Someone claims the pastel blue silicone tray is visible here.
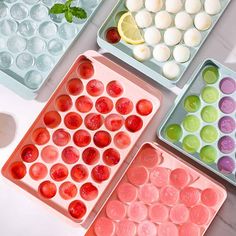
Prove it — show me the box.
[0,0,103,99]
[97,0,231,89]
[159,59,236,186]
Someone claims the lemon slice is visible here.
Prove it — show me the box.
[118,12,144,45]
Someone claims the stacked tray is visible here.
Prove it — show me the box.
[0,0,103,99]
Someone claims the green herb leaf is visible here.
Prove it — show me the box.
[71,7,87,19]
[65,10,73,23]
[65,0,73,8]
[49,3,66,14]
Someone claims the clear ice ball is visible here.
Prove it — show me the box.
[27,37,46,54]
[0,52,13,69]
[36,54,54,72]
[23,0,40,5]
[16,53,34,70]
[0,3,8,18]
[0,19,18,36]
[7,35,27,53]
[39,21,58,39]
[10,3,28,21]
[58,23,77,40]
[30,4,48,21]
[19,20,37,37]
[24,70,43,89]
[48,39,65,56]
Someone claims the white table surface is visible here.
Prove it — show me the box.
[0,0,236,235]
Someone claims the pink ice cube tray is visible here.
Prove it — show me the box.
[1,51,161,227]
[86,143,227,236]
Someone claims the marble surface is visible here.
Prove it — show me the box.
[0,0,236,235]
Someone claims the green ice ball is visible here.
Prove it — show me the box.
[202,66,219,84]
[184,95,201,113]
[200,125,218,143]
[182,135,200,153]
[201,106,219,123]
[200,145,217,164]
[165,124,183,142]
[183,115,201,132]
[201,86,220,103]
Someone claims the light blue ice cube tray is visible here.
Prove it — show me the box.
[0,0,103,99]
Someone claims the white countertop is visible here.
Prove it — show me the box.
[0,0,236,235]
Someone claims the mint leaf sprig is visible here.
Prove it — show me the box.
[49,0,87,23]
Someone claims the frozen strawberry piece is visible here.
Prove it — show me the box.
[91,165,110,183]
[52,129,71,146]
[75,96,93,113]
[55,95,73,112]
[62,146,80,164]
[114,131,131,149]
[29,163,48,181]
[64,112,82,130]
[50,163,68,182]
[73,130,91,147]
[59,181,78,200]
[71,164,89,182]
[77,61,94,80]
[80,182,98,201]
[106,80,123,97]
[82,147,100,165]
[95,97,113,114]
[68,200,87,219]
[66,78,84,96]
[105,114,124,131]
[21,144,39,163]
[125,115,143,132]
[84,113,104,130]
[105,27,121,44]
[136,99,153,116]
[44,111,61,128]
[41,145,59,163]
[32,127,50,145]
[116,98,133,115]
[86,79,104,96]
[103,148,120,166]
[38,180,57,199]
[10,161,26,180]
[93,131,112,148]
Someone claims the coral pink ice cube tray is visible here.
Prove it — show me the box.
[86,143,227,236]
[1,51,161,228]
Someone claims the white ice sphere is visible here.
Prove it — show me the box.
[0,52,13,69]
[185,0,202,14]
[145,0,163,12]
[194,12,212,31]
[135,10,153,28]
[30,4,48,21]
[48,39,65,56]
[164,27,182,46]
[155,11,172,29]
[153,44,171,62]
[59,23,77,40]
[7,36,27,53]
[16,53,34,70]
[163,61,180,79]
[173,45,190,63]
[36,54,54,72]
[0,19,18,36]
[0,3,8,18]
[27,37,46,54]
[39,22,58,39]
[19,20,36,37]
[144,27,161,45]
[24,70,43,89]
[204,0,221,15]
[175,11,193,30]
[126,0,143,12]
[184,28,202,47]
[165,0,183,14]
[133,44,151,61]
[10,3,28,21]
